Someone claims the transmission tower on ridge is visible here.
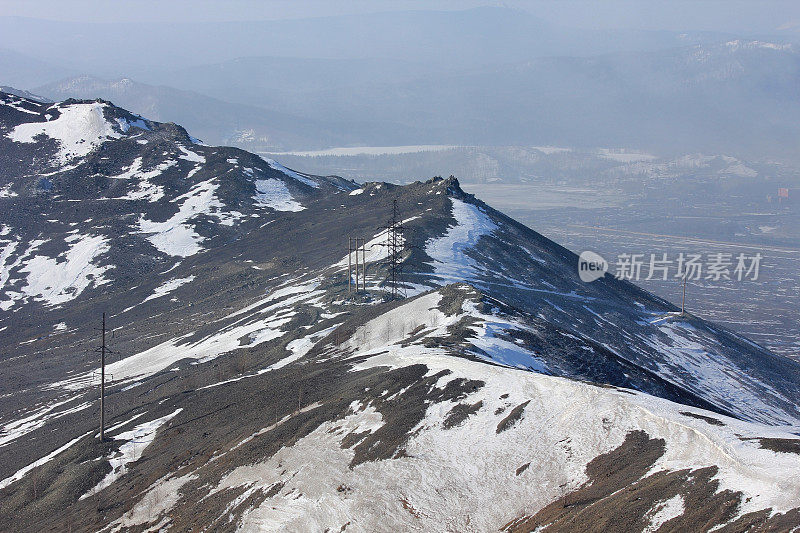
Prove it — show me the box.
[385,199,405,299]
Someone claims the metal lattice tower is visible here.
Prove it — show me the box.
[385,199,405,299]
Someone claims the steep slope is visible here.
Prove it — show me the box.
[0,92,799,532]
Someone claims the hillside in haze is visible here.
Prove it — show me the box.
[0,7,796,158]
[35,76,376,150]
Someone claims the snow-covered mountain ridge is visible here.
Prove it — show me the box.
[1,90,799,532]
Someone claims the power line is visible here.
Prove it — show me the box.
[385,199,405,300]
[346,199,408,299]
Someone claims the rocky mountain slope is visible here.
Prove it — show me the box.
[0,91,799,532]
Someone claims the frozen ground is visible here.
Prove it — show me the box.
[84,287,800,531]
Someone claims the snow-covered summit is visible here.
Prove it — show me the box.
[0,90,354,309]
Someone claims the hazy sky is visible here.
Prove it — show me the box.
[1,0,798,33]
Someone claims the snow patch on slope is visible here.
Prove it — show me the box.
[0,432,90,490]
[178,146,205,163]
[253,179,304,212]
[461,299,549,373]
[0,184,17,197]
[345,287,548,374]
[0,397,91,448]
[142,276,195,303]
[0,240,19,292]
[262,158,319,188]
[642,320,798,426]
[109,471,197,531]
[332,216,420,271]
[425,198,497,283]
[56,280,323,389]
[110,158,177,202]
[0,94,42,114]
[342,332,800,528]
[115,116,149,132]
[8,102,120,164]
[19,234,113,306]
[116,159,176,202]
[271,324,340,371]
[644,494,685,532]
[82,409,183,500]
[206,402,385,530]
[138,179,242,257]
[97,313,293,385]
[0,239,47,310]
[346,292,452,355]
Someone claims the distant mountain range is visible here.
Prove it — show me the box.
[0,7,796,157]
[23,38,799,158]
[0,47,76,89]
[0,8,742,72]
[220,39,796,156]
[34,75,389,150]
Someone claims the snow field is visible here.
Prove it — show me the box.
[81,409,183,500]
[425,198,497,283]
[138,179,243,257]
[253,179,304,212]
[18,234,113,307]
[9,102,120,164]
[142,276,195,303]
[262,158,319,188]
[55,280,324,389]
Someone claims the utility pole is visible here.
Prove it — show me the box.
[92,312,116,441]
[361,237,366,291]
[348,237,352,294]
[681,275,687,317]
[348,237,367,294]
[355,237,360,292]
[100,312,106,441]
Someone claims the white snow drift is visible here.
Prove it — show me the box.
[19,233,113,307]
[253,179,305,212]
[425,198,497,283]
[8,102,120,164]
[82,409,183,500]
[137,179,242,257]
[142,276,195,303]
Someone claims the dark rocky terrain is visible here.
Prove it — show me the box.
[0,91,798,532]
